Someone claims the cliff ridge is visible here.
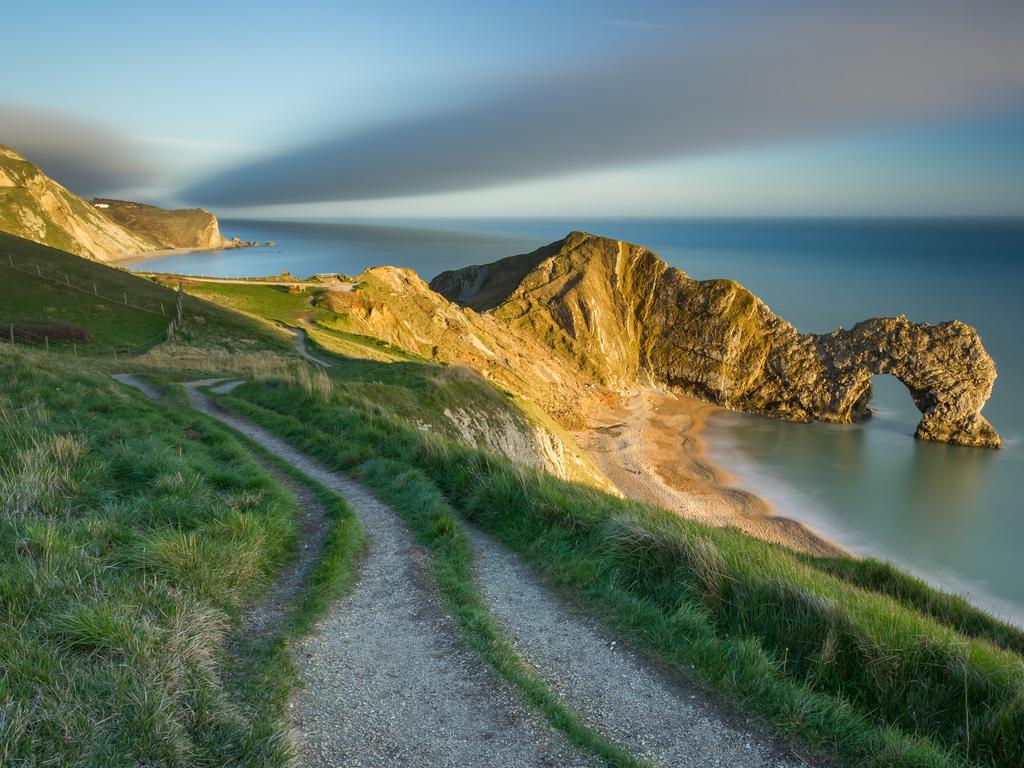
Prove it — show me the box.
[0,146,241,262]
[431,232,1000,448]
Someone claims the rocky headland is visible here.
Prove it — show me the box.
[0,145,254,262]
[431,231,1000,448]
[90,198,252,252]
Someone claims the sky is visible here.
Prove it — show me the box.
[3,0,1023,217]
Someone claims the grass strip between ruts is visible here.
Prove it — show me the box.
[202,388,655,768]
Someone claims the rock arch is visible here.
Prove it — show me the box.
[814,316,1000,448]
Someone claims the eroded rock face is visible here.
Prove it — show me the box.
[0,146,239,261]
[431,232,1000,448]
[814,318,999,447]
[91,198,232,251]
[0,146,154,261]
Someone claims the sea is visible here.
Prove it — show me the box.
[136,217,1024,626]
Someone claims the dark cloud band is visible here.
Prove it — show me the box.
[185,4,1024,207]
[1,105,156,196]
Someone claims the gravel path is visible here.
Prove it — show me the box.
[183,383,593,768]
[111,375,325,637]
[110,372,162,400]
[291,327,334,368]
[465,525,822,768]
[239,456,328,638]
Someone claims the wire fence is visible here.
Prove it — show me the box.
[1,252,187,356]
[2,251,178,317]
[0,321,168,357]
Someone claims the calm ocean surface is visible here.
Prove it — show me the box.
[137,217,1024,624]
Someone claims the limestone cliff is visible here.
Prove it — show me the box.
[91,199,230,251]
[431,232,1000,448]
[0,146,153,261]
[0,146,236,262]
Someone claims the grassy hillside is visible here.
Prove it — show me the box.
[0,348,364,766]
[0,147,153,261]
[0,353,290,764]
[221,373,1024,768]
[165,277,615,488]
[162,279,333,327]
[167,264,594,426]
[0,233,289,356]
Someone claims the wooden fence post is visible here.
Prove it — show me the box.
[123,292,128,305]
[8,323,13,345]
[65,273,70,286]
[113,349,118,362]
[94,283,98,296]
[44,336,49,353]
[36,265,41,277]
[7,254,12,267]
[73,343,78,357]
[160,301,165,316]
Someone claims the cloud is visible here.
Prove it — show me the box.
[184,2,1024,207]
[0,105,157,196]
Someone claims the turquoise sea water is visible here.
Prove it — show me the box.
[137,217,1024,624]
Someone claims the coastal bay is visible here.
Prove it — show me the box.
[135,216,1024,625]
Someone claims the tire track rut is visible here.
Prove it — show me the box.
[184,382,593,768]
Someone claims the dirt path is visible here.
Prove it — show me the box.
[290,327,334,368]
[465,525,820,768]
[110,373,162,400]
[120,372,826,766]
[183,383,592,768]
[111,375,325,638]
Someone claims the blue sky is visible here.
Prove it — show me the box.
[4,0,1023,216]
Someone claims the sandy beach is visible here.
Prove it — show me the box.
[575,388,845,557]
[109,245,233,268]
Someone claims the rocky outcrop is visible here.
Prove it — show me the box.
[308,269,616,487]
[314,265,592,421]
[431,232,1000,448]
[0,146,243,262]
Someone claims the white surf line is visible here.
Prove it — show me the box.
[183,383,595,768]
[465,525,821,768]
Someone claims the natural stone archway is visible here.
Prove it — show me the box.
[431,232,1001,448]
[803,317,1000,448]
[642,279,1002,449]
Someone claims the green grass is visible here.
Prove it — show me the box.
[0,233,290,356]
[163,280,330,327]
[0,265,169,353]
[166,278,419,364]
[305,322,418,362]
[218,372,1024,768]
[191,404,366,637]
[0,350,361,766]
[796,555,1024,657]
